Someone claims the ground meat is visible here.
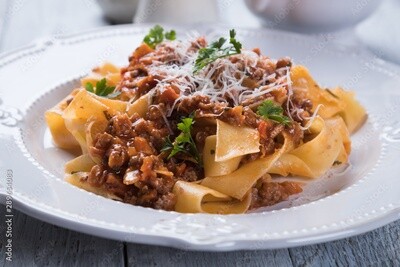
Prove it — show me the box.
[188,37,207,53]
[257,120,280,156]
[194,125,215,146]
[154,193,176,210]
[180,166,201,182]
[117,38,206,101]
[243,107,258,128]
[107,113,133,138]
[128,153,144,169]
[276,57,292,69]
[83,40,310,212]
[87,108,177,210]
[288,122,304,147]
[134,137,155,155]
[86,94,306,211]
[140,155,157,179]
[250,180,303,209]
[130,64,148,78]
[95,132,113,148]
[104,173,129,198]
[88,165,107,186]
[106,144,128,170]
[289,96,314,124]
[177,95,226,116]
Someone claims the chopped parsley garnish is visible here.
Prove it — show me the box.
[257,100,291,125]
[161,117,201,164]
[85,78,120,99]
[143,25,176,49]
[193,29,242,73]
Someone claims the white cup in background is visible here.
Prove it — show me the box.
[244,0,382,32]
[134,0,219,24]
[97,0,140,24]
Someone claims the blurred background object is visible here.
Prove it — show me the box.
[1,0,398,64]
[244,0,382,32]
[97,0,139,23]
[356,0,400,64]
[134,0,219,24]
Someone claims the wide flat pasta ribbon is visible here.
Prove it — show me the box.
[45,89,81,150]
[62,89,110,153]
[80,62,121,87]
[126,93,151,117]
[85,119,108,164]
[270,117,349,178]
[66,172,122,201]
[47,63,125,152]
[203,135,242,177]
[201,132,294,200]
[65,154,96,174]
[291,66,366,133]
[331,87,367,133]
[291,65,344,118]
[62,89,126,154]
[215,119,260,162]
[173,181,251,214]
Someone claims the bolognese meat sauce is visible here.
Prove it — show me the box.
[86,37,309,211]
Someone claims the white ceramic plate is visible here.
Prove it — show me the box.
[0,24,399,251]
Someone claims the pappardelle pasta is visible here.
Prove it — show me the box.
[45,26,366,214]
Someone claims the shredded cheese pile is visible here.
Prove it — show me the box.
[141,38,317,128]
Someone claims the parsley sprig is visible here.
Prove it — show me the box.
[257,100,291,125]
[194,29,242,73]
[85,78,120,99]
[161,117,201,164]
[143,25,176,49]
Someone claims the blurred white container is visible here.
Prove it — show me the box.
[97,0,140,23]
[134,0,219,24]
[245,0,382,32]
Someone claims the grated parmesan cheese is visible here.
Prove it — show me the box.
[138,37,307,122]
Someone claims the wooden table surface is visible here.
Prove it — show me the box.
[0,0,399,266]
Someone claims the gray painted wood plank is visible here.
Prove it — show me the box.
[126,221,400,267]
[289,221,400,267]
[126,244,293,267]
[0,208,125,267]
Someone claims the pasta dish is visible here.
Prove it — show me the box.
[45,26,366,214]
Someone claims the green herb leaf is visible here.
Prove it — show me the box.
[161,137,173,152]
[194,29,242,73]
[177,117,193,133]
[85,83,94,93]
[162,117,201,164]
[165,30,176,41]
[143,25,177,49]
[85,78,118,98]
[95,78,107,95]
[229,29,242,52]
[257,100,291,125]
